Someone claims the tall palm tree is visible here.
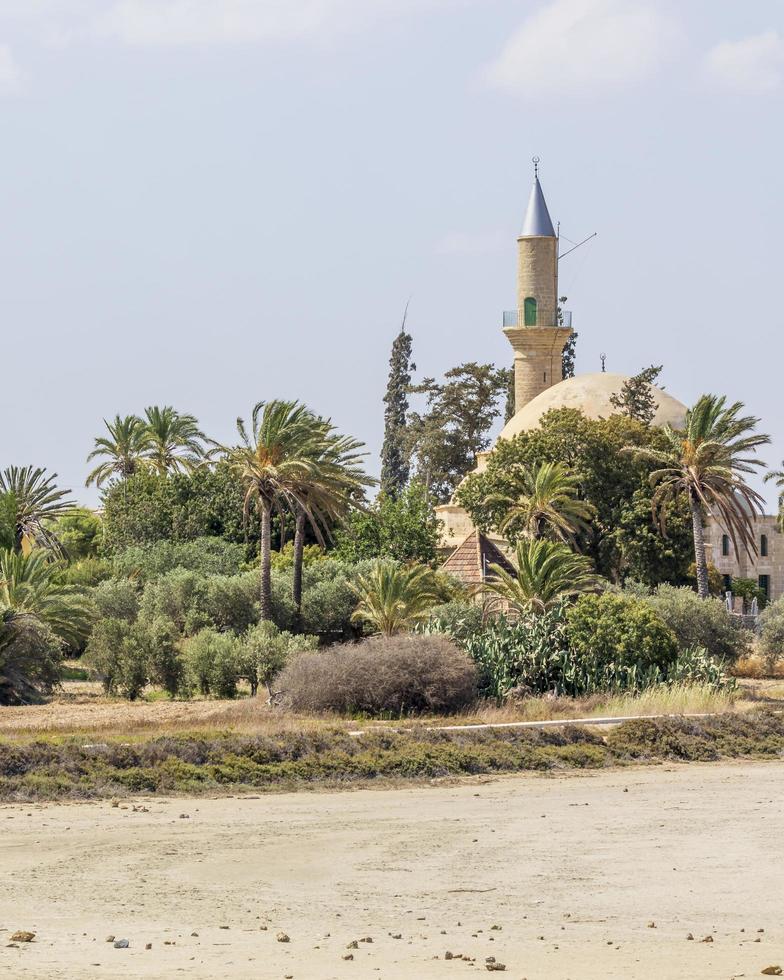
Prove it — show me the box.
[625,394,769,599]
[485,461,594,543]
[142,406,209,475]
[350,560,441,636]
[484,538,597,614]
[0,467,75,555]
[221,400,325,621]
[290,423,375,619]
[85,414,151,487]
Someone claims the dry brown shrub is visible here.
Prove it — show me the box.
[277,634,478,716]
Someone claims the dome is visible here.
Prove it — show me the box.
[497,372,688,442]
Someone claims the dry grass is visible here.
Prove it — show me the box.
[733,653,784,679]
[0,677,751,742]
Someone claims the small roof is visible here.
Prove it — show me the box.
[441,529,515,587]
[521,176,556,238]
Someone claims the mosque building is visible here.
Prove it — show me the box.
[438,165,783,604]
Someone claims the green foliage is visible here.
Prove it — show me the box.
[457,408,694,583]
[181,629,242,698]
[91,578,140,623]
[608,364,663,424]
[760,598,784,671]
[611,486,694,587]
[0,613,63,705]
[58,557,112,588]
[665,647,735,690]
[111,536,247,581]
[484,538,597,614]
[566,593,678,675]
[730,577,767,612]
[51,508,102,560]
[421,600,486,641]
[0,550,92,648]
[100,464,257,555]
[270,541,325,571]
[627,393,769,599]
[350,560,442,636]
[0,467,76,555]
[238,622,318,696]
[84,617,179,700]
[86,414,152,487]
[406,362,510,503]
[333,481,441,565]
[380,326,414,498]
[138,569,211,636]
[645,584,749,664]
[460,606,571,698]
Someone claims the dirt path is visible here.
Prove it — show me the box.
[2,762,783,979]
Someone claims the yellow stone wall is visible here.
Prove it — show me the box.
[516,236,558,326]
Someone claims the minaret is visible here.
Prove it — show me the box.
[504,160,573,415]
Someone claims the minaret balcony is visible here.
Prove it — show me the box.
[502,309,572,328]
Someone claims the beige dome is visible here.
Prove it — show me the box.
[498,372,688,442]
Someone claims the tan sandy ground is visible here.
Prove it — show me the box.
[1,762,783,980]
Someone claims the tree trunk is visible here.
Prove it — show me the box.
[690,493,710,599]
[259,499,273,621]
[292,506,306,628]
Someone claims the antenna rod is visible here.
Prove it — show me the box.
[558,232,597,261]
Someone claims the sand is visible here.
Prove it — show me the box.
[2,762,783,979]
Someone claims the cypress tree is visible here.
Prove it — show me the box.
[380,325,414,498]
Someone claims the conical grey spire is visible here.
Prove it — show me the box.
[521,175,556,238]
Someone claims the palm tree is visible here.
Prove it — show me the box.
[0,549,92,647]
[290,424,375,620]
[142,406,209,475]
[85,414,151,487]
[486,461,594,543]
[625,394,769,599]
[221,400,325,621]
[0,467,75,555]
[764,466,784,530]
[484,538,597,614]
[350,560,441,636]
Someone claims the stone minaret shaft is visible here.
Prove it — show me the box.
[503,169,573,415]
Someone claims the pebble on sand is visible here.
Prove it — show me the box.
[10,932,35,943]
[276,932,290,943]
[761,968,782,976]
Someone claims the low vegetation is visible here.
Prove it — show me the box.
[1,710,782,802]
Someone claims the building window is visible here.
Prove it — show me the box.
[761,534,768,557]
[524,296,537,326]
[723,574,732,592]
[759,574,770,599]
[721,534,730,557]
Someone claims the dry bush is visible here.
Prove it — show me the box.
[277,634,478,716]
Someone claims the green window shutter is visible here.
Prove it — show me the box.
[524,297,537,326]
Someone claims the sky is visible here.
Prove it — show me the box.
[0,0,782,508]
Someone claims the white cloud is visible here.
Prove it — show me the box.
[483,0,680,98]
[0,43,22,94]
[702,32,784,95]
[435,230,506,256]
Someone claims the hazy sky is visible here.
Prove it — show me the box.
[0,0,782,507]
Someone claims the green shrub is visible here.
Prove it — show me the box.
[0,616,63,705]
[731,576,768,612]
[567,593,678,675]
[91,578,140,623]
[665,647,735,690]
[112,536,246,582]
[459,606,570,698]
[645,584,749,664]
[84,617,183,700]
[181,629,242,698]
[237,623,318,696]
[277,634,477,715]
[138,569,211,635]
[760,598,784,672]
[421,601,486,642]
[203,574,258,634]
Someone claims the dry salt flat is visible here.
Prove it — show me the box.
[2,761,783,979]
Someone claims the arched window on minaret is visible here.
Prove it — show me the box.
[524,296,537,326]
[761,534,768,557]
